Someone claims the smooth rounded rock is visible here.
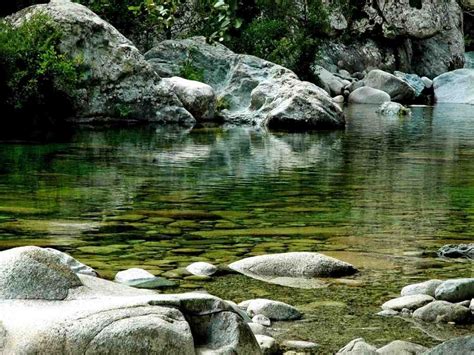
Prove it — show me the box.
[348,87,391,104]
[401,280,443,297]
[337,338,377,354]
[434,69,474,105]
[0,246,82,300]
[435,278,474,302]
[412,300,472,323]
[186,262,217,277]
[246,299,302,321]
[364,69,416,102]
[377,340,427,355]
[381,294,434,311]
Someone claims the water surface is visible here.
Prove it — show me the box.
[0,104,473,352]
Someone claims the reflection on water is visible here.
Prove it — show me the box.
[0,104,473,351]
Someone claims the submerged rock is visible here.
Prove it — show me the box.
[381,294,434,311]
[10,1,193,125]
[434,69,474,105]
[377,102,411,117]
[228,252,357,289]
[412,300,472,323]
[186,262,217,277]
[348,87,391,105]
[401,280,443,297]
[246,299,302,321]
[0,246,260,354]
[434,278,474,302]
[437,244,474,259]
[145,37,345,131]
[364,70,416,102]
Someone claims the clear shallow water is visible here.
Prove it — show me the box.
[0,104,473,352]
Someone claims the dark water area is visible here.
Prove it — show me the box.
[0,104,473,352]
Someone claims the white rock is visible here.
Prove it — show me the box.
[255,334,279,355]
[252,314,271,326]
[434,69,474,105]
[401,280,443,297]
[247,299,302,321]
[381,294,434,311]
[114,268,155,285]
[281,340,319,354]
[186,262,217,277]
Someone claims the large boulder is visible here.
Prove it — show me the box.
[434,278,474,302]
[348,87,391,104]
[412,300,472,323]
[364,70,416,102]
[425,335,474,355]
[0,246,260,354]
[145,37,345,131]
[433,69,474,105]
[228,252,357,288]
[10,0,194,125]
[410,0,465,78]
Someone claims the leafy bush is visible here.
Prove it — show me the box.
[0,13,82,129]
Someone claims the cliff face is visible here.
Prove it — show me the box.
[314,0,465,78]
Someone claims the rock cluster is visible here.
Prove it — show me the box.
[379,278,474,324]
[0,246,261,354]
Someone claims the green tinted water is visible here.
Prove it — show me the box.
[0,105,473,352]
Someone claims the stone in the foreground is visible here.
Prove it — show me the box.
[400,280,443,297]
[348,87,391,104]
[425,335,474,355]
[228,252,358,289]
[381,294,434,312]
[336,338,377,354]
[412,300,472,323]
[245,299,302,321]
[376,340,427,354]
[433,69,474,105]
[0,246,261,354]
[11,1,193,124]
[146,37,345,131]
[434,278,474,302]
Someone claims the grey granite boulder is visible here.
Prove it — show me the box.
[10,0,193,125]
[400,280,443,297]
[0,246,260,354]
[412,300,472,323]
[425,335,474,355]
[381,294,434,311]
[314,65,350,96]
[435,278,474,302]
[348,87,391,105]
[0,246,82,300]
[394,72,426,97]
[145,37,345,131]
[376,340,427,355]
[246,299,302,321]
[45,248,97,277]
[229,252,357,289]
[364,70,416,102]
[434,69,474,105]
[336,338,377,354]
[163,77,216,120]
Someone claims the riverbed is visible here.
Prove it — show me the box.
[0,104,473,352]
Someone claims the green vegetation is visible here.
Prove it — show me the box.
[179,60,205,82]
[0,13,82,129]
